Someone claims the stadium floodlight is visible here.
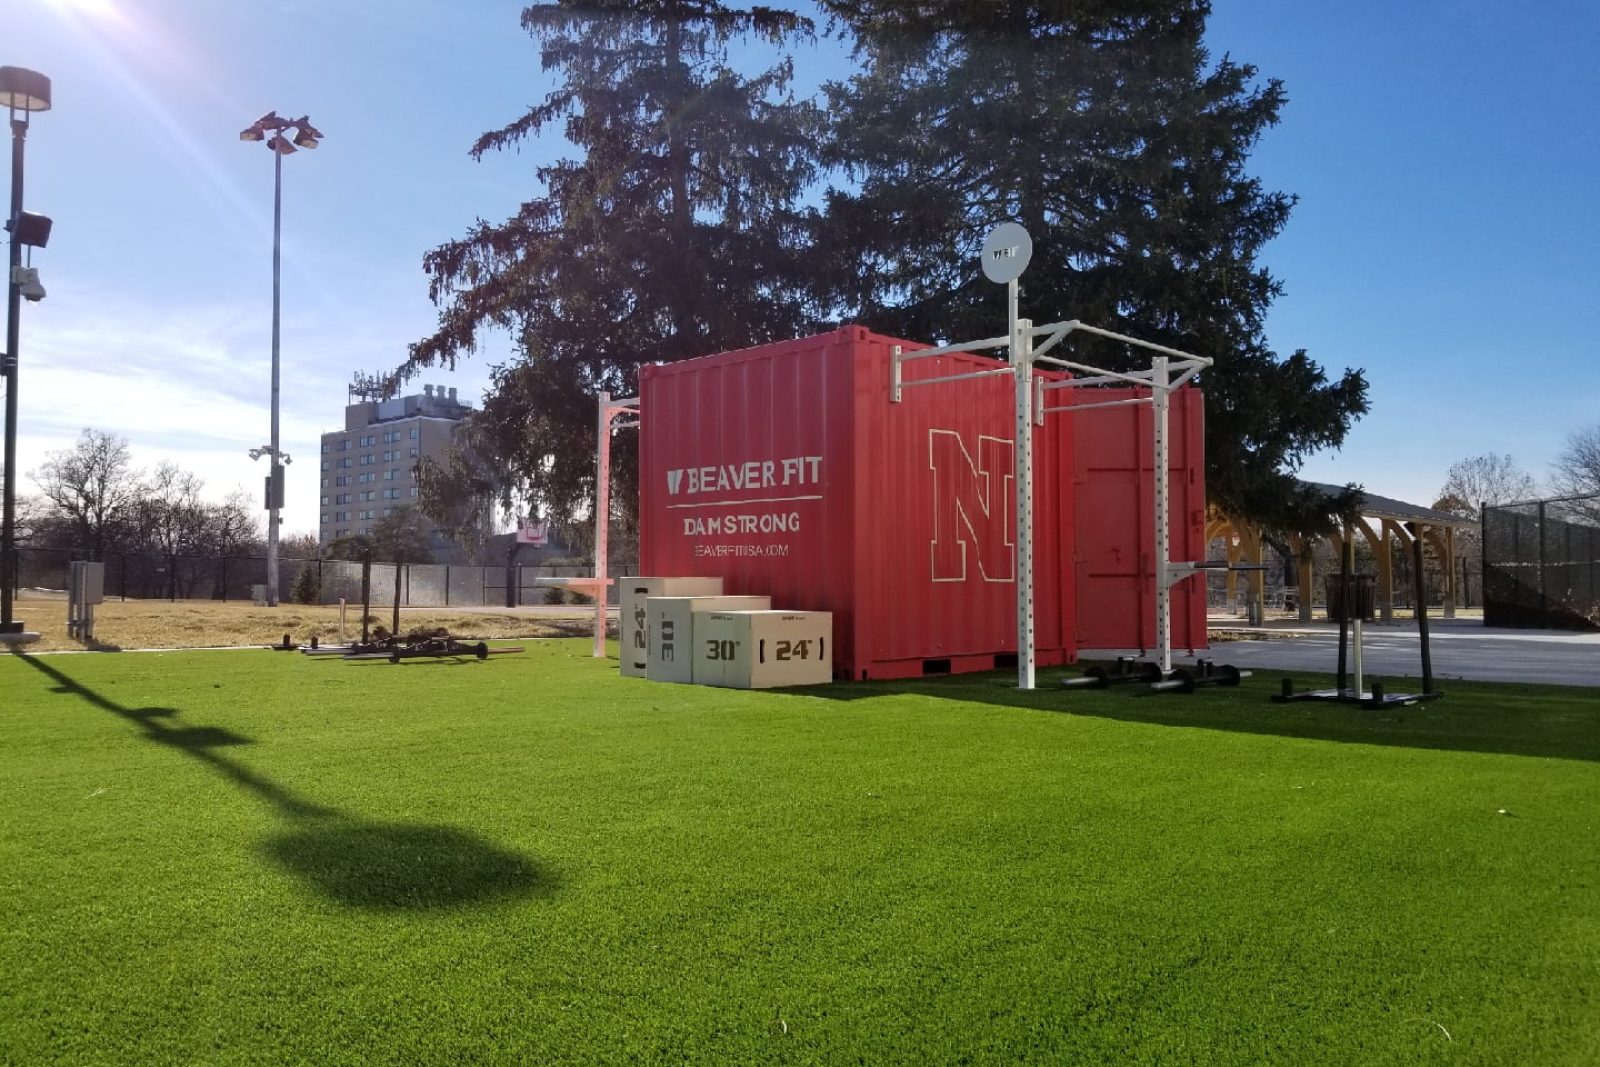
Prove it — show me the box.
[239,109,323,607]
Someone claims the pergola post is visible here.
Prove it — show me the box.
[1361,517,1393,622]
[1443,526,1458,618]
[1290,533,1314,622]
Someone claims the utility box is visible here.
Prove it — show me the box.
[647,595,772,684]
[73,561,105,605]
[619,576,724,676]
[251,584,268,607]
[67,561,106,641]
[692,611,833,689]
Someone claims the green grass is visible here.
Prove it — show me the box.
[2,643,1597,1066]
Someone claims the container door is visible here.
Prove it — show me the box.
[1071,388,1207,651]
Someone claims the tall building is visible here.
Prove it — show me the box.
[318,381,480,558]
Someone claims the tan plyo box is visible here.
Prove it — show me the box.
[647,596,773,684]
[692,611,833,689]
[619,577,724,676]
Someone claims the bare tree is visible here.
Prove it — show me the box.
[1551,425,1600,523]
[280,530,323,560]
[131,462,209,558]
[1552,425,1600,498]
[29,429,144,559]
[1435,453,1540,516]
[202,490,263,556]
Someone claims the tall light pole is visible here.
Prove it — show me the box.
[1,65,52,641]
[239,111,320,607]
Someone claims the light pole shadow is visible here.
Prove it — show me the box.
[16,655,556,911]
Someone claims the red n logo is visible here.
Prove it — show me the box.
[928,431,1014,582]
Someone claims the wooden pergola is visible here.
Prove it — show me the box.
[1207,482,1479,623]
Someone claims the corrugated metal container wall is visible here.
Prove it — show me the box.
[1070,387,1208,651]
[639,326,1076,680]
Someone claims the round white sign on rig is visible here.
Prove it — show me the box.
[981,222,1032,284]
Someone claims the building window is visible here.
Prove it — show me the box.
[320,496,329,506]
[320,461,330,472]
[383,507,393,517]
[338,440,349,451]
[338,458,350,469]
[321,478,329,489]
[409,447,419,457]
[410,487,419,498]
[409,428,419,439]
[321,514,329,524]
[321,443,330,454]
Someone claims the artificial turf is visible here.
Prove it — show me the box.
[1,643,1597,1066]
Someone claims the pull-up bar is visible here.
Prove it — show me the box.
[888,222,1214,688]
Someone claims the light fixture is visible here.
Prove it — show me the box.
[268,134,297,155]
[0,66,52,112]
[12,266,44,302]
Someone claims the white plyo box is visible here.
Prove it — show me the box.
[619,577,724,676]
[692,611,833,689]
[647,596,773,684]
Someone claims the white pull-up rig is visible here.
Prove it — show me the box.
[890,223,1215,690]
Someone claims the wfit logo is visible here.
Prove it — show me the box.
[928,431,1013,582]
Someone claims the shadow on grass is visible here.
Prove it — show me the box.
[14,655,557,909]
[789,666,1600,763]
[264,821,552,911]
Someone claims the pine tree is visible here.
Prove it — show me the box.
[818,0,1369,528]
[397,2,820,528]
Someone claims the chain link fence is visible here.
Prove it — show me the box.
[1483,493,1600,630]
[14,548,635,608]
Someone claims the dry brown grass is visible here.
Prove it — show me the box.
[6,594,606,653]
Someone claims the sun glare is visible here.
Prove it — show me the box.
[44,0,121,18]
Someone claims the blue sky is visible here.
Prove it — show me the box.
[7,0,1597,537]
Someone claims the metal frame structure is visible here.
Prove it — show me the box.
[590,391,640,657]
[890,227,1213,690]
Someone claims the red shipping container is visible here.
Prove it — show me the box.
[638,326,1207,680]
[639,326,1074,680]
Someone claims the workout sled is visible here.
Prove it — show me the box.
[1147,658,1252,694]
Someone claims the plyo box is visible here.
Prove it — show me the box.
[647,596,773,684]
[619,577,724,676]
[693,611,833,689]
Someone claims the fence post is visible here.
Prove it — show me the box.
[444,565,451,607]
[1537,501,1548,608]
[317,557,324,605]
